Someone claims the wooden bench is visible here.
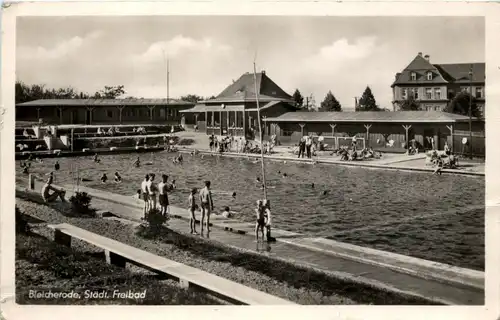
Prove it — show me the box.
[47,223,296,305]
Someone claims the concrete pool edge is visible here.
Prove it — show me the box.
[18,179,483,292]
[177,148,485,177]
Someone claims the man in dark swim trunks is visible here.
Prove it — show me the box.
[255,200,266,241]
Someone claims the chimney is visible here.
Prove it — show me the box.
[424,54,430,62]
[418,52,422,57]
[395,72,401,80]
[355,97,358,108]
[261,70,266,75]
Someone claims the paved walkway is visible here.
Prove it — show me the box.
[174,132,484,176]
[16,178,484,305]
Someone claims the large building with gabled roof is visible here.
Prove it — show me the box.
[180,70,298,138]
[391,52,485,113]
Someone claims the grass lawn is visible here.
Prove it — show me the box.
[15,231,221,305]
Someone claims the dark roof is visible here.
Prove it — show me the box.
[16,98,194,107]
[392,53,485,87]
[392,54,448,86]
[201,72,293,104]
[434,63,485,83]
[263,111,480,123]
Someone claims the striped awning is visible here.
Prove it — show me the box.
[180,104,245,113]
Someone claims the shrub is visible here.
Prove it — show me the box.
[136,208,169,238]
[15,206,30,234]
[69,192,95,216]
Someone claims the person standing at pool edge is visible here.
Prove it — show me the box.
[199,180,214,234]
[158,174,170,217]
[141,174,150,219]
[188,188,198,234]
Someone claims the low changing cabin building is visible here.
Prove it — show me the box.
[180,71,298,138]
[15,98,195,126]
[263,111,485,156]
[391,52,485,113]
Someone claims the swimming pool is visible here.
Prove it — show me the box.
[17,151,485,270]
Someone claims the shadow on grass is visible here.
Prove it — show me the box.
[15,232,220,305]
[135,225,441,305]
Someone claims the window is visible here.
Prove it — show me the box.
[410,72,416,81]
[434,88,441,100]
[425,88,432,100]
[434,106,440,111]
[411,88,419,100]
[476,87,483,98]
[107,110,113,118]
[401,88,407,99]
[427,72,432,80]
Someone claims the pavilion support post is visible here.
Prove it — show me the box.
[402,125,412,152]
[329,124,337,149]
[148,106,156,121]
[220,111,223,135]
[446,124,454,152]
[57,107,64,124]
[117,106,125,124]
[299,123,305,136]
[36,108,41,120]
[243,111,246,137]
[226,110,230,133]
[86,107,95,125]
[364,124,372,148]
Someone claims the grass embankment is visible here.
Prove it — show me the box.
[16,197,440,305]
[15,229,221,305]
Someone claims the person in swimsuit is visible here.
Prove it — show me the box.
[262,199,274,242]
[255,200,266,241]
[134,157,141,167]
[114,172,122,183]
[93,153,100,163]
[100,173,108,183]
[147,173,157,210]
[41,175,66,203]
[157,174,170,217]
[199,180,214,234]
[141,174,150,218]
[54,161,60,171]
[188,188,198,234]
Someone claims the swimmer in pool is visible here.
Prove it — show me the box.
[54,161,60,171]
[100,173,108,183]
[114,172,122,183]
[93,153,100,163]
[322,190,328,196]
[134,157,141,167]
[311,183,315,188]
[256,177,261,183]
[282,173,288,178]
[232,192,237,199]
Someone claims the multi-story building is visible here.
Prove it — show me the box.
[391,52,485,114]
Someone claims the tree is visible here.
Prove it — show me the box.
[292,89,304,109]
[15,81,127,103]
[180,94,204,103]
[92,85,125,99]
[205,95,216,100]
[318,91,342,112]
[304,94,317,112]
[399,92,421,111]
[444,91,482,118]
[357,86,381,111]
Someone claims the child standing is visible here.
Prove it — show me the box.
[255,200,265,241]
[188,188,198,234]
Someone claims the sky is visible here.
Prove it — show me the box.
[16,16,484,110]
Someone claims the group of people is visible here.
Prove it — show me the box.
[297,134,316,158]
[97,126,120,136]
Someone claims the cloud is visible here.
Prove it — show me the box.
[133,35,233,64]
[18,30,103,61]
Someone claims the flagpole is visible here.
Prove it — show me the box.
[253,60,268,200]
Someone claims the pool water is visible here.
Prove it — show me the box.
[17,151,485,270]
